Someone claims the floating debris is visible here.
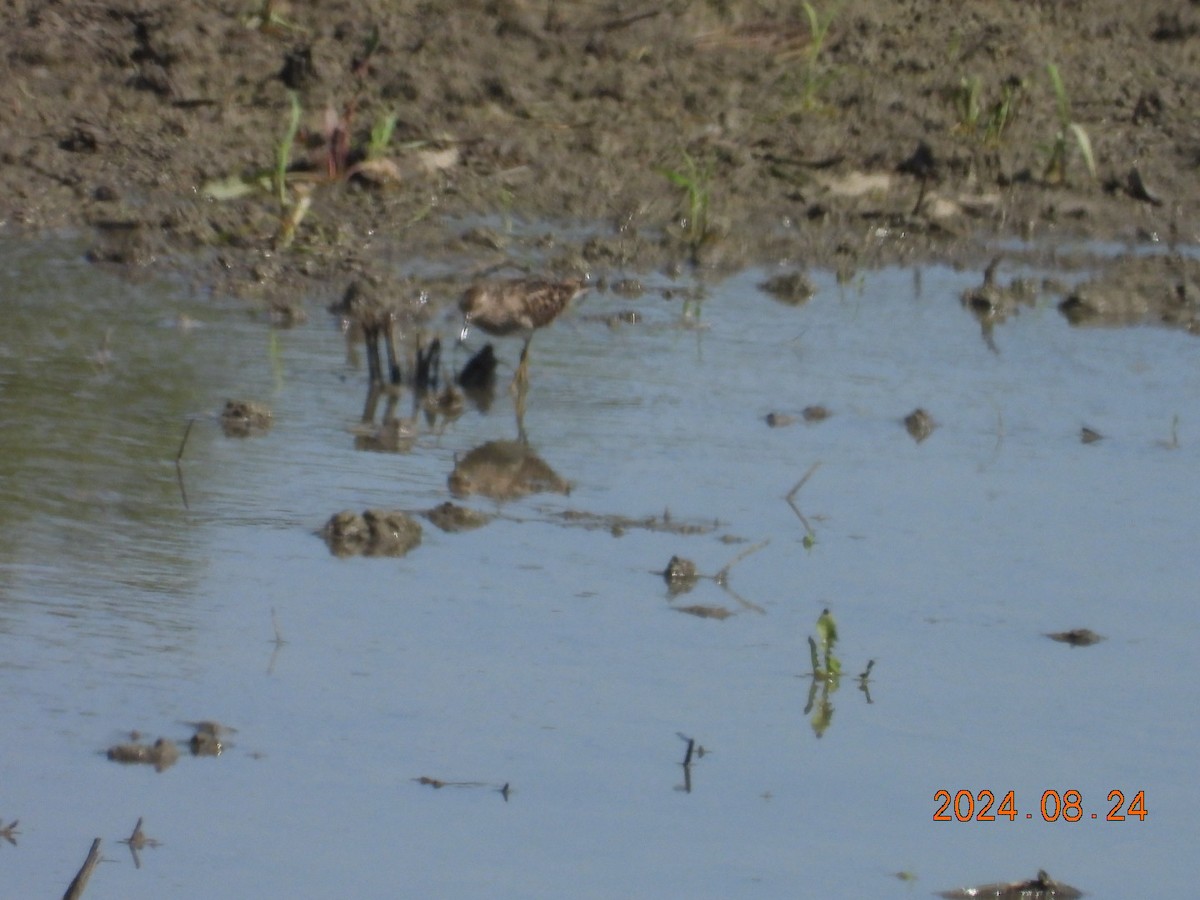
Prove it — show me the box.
[412,776,509,800]
[674,604,732,620]
[937,869,1082,899]
[904,408,937,443]
[1045,628,1105,647]
[220,399,272,438]
[553,508,718,537]
[119,817,160,868]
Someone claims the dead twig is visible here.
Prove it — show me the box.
[713,538,769,586]
[713,539,769,614]
[62,838,102,900]
[785,463,822,541]
[119,817,160,869]
[267,607,287,675]
[175,418,195,510]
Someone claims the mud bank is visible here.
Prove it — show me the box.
[2,1,1197,319]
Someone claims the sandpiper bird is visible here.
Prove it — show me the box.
[458,278,588,389]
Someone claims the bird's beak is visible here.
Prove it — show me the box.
[458,316,471,343]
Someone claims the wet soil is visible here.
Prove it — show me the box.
[2,1,1198,322]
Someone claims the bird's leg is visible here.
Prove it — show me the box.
[383,312,401,386]
[364,323,383,385]
[415,334,441,393]
[512,334,533,395]
[514,387,529,444]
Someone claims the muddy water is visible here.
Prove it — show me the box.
[1,240,1196,898]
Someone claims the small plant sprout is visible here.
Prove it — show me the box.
[806,608,841,680]
[245,0,304,35]
[0,818,18,846]
[658,151,712,253]
[802,608,874,738]
[1043,63,1096,184]
[367,112,398,160]
[816,607,841,675]
[275,92,302,209]
[954,75,983,133]
[986,75,1023,143]
[796,1,842,111]
[952,75,1022,143]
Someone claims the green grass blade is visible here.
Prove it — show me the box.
[1046,63,1069,125]
[276,93,302,208]
[1068,123,1097,179]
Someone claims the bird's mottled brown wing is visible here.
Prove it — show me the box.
[514,279,586,330]
[461,278,586,336]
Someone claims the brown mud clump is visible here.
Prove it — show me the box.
[1059,254,1200,334]
[1045,628,1105,647]
[663,555,699,595]
[904,408,937,443]
[106,737,180,773]
[759,271,816,305]
[220,400,273,438]
[322,509,423,558]
[423,502,492,533]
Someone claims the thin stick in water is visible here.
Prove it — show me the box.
[62,838,102,900]
[175,418,196,510]
[785,463,821,538]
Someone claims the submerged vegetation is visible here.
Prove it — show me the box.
[803,609,875,739]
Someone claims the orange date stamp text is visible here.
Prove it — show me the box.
[933,789,1147,822]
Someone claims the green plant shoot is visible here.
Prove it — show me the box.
[367,113,398,160]
[1044,64,1096,183]
[276,92,302,208]
[658,152,712,249]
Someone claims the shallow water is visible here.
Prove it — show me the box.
[1,238,1196,898]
